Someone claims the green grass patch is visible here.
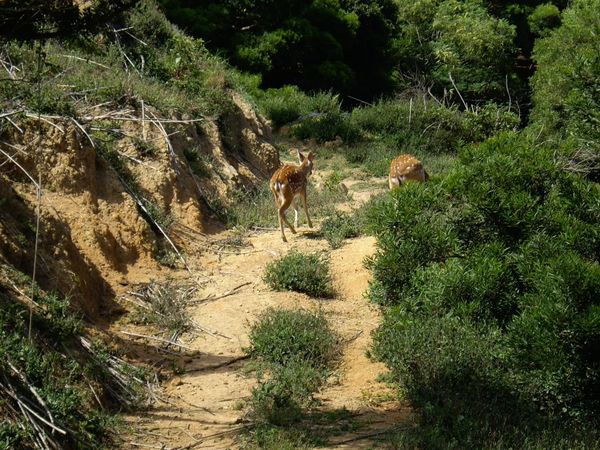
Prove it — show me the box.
[319,211,362,249]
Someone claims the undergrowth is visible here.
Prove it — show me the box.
[0,263,149,449]
[0,0,239,120]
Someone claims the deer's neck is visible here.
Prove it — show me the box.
[296,162,311,177]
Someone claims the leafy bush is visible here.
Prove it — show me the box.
[395,0,517,103]
[247,308,339,425]
[249,357,326,425]
[159,0,399,99]
[254,86,340,129]
[0,0,240,119]
[369,132,600,445]
[264,251,333,298]
[528,3,562,36]
[248,308,338,369]
[320,211,362,249]
[0,270,123,448]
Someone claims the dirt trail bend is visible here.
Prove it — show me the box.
[122,185,410,449]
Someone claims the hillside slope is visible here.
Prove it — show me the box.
[0,1,279,447]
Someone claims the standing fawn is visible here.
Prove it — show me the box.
[389,154,429,189]
[270,150,315,242]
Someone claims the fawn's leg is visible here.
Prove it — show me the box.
[293,198,300,228]
[300,188,312,228]
[389,175,400,190]
[278,193,296,242]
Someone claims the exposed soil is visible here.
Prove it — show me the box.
[120,180,413,449]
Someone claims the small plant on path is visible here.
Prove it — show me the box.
[263,250,334,298]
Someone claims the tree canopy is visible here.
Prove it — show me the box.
[158,0,398,100]
[0,0,137,40]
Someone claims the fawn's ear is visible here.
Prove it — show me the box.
[307,151,315,161]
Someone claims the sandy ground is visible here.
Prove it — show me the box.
[119,180,412,449]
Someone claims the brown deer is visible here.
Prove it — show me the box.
[389,154,429,189]
[270,150,315,242]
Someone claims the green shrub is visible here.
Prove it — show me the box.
[264,251,333,298]
[244,425,315,450]
[248,308,338,369]
[255,86,340,129]
[247,308,339,426]
[395,0,517,103]
[528,3,562,36]
[320,210,362,249]
[530,0,600,147]
[250,357,326,425]
[369,132,600,445]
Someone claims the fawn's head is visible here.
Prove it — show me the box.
[296,150,315,176]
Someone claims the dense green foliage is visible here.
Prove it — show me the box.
[264,250,333,298]
[319,211,362,248]
[529,0,600,180]
[368,132,600,446]
[159,0,399,99]
[247,308,338,425]
[155,0,572,106]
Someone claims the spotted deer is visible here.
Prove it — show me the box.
[388,154,429,189]
[270,150,315,242]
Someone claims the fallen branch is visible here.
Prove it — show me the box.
[0,147,39,188]
[190,282,252,305]
[184,355,250,373]
[448,72,469,111]
[190,320,232,340]
[173,425,249,450]
[25,113,65,133]
[120,330,194,350]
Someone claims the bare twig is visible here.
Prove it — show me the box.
[71,118,94,147]
[24,113,65,133]
[56,54,110,69]
[0,109,23,119]
[505,74,512,112]
[173,425,249,450]
[448,72,468,110]
[115,150,159,170]
[4,116,23,133]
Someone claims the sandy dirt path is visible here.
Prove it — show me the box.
[120,183,411,449]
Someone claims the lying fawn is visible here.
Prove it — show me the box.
[270,150,315,242]
[389,154,429,189]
